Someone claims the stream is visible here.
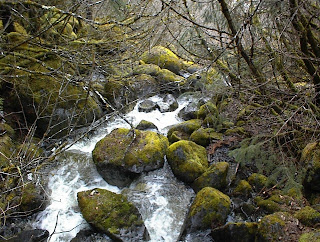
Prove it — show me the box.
[32,94,197,242]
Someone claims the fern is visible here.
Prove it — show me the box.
[229,137,306,192]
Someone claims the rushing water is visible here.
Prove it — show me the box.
[33,94,196,242]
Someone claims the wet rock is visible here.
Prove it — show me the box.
[77,188,149,241]
[211,222,258,242]
[135,120,158,131]
[141,46,183,74]
[6,229,49,242]
[158,94,178,113]
[71,229,112,241]
[92,128,168,187]
[256,212,301,241]
[166,140,208,184]
[167,119,202,143]
[192,162,229,193]
[138,100,159,113]
[183,187,231,233]
[189,127,223,147]
[178,101,198,120]
[301,142,320,192]
[294,206,320,226]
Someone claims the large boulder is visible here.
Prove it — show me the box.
[166,140,208,184]
[183,187,231,233]
[77,188,149,241]
[192,162,229,193]
[167,119,202,143]
[92,128,169,187]
[141,46,183,74]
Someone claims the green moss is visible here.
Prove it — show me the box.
[257,212,287,241]
[141,46,183,74]
[157,69,186,85]
[166,140,208,183]
[197,102,218,119]
[192,162,229,192]
[294,206,320,226]
[167,119,202,143]
[233,180,253,198]
[299,230,320,242]
[190,128,223,147]
[248,173,268,191]
[225,127,247,136]
[255,196,281,213]
[189,187,231,229]
[133,64,161,76]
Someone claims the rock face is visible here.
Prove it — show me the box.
[77,188,149,241]
[92,128,169,187]
[183,187,231,233]
[166,140,208,183]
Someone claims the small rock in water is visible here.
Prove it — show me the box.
[138,100,159,112]
[6,229,49,242]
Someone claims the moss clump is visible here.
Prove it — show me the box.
[197,102,218,119]
[192,162,229,192]
[166,140,208,183]
[157,69,186,87]
[190,128,223,147]
[255,196,281,214]
[167,119,202,143]
[301,142,320,191]
[77,188,147,240]
[20,183,45,212]
[135,120,158,131]
[141,46,183,74]
[188,187,231,230]
[299,230,320,242]
[248,173,268,191]
[233,180,253,198]
[294,206,320,226]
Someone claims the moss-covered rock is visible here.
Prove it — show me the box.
[211,222,258,242]
[141,46,183,74]
[257,212,301,242]
[189,128,223,147]
[156,69,186,90]
[299,230,320,242]
[248,173,268,191]
[92,128,169,187]
[301,142,320,192]
[77,188,149,241]
[233,180,253,199]
[192,162,229,193]
[255,195,282,214]
[167,119,202,143]
[133,63,161,76]
[197,101,218,119]
[20,183,46,213]
[166,140,208,184]
[183,187,231,232]
[294,206,320,226]
[135,120,158,131]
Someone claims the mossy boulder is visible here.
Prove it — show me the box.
[167,119,202,143]
[156,69,186,90]
[301,142,320,191]
[189,128,223,147]
[77,188,149,241]
[255,195,282,214]
[211,222,258,242]
[248,173,268,191]
[141,46,183,74]
[133,63,161,76]
[233,180,253,199]
[20,182,46,213]
[135,120,158,131]
[299,230,320,242]
[192,162,229,193]
[197,102,218,119]
[92,128,169,187]
[257,212,301,241]
[166,140,208,184]
[183,187,231,232]
[294,206,320,226]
